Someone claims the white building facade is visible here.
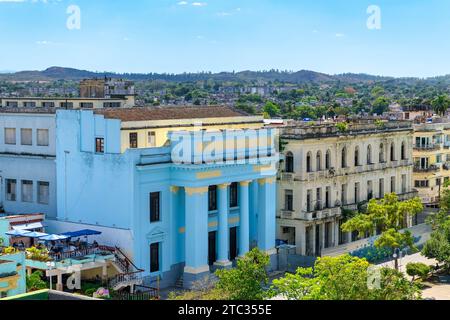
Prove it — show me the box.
[276,120,417,256]
[0,110,56,218]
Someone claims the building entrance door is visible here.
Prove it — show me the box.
[208,231,217,266]
[230,227,237,261]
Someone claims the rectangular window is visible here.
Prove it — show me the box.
[21,180,33,203]
[23,101,36,108]
[37,181,49,204]
[148,131,156,147]
[367,181,373,200]
[150,243,160,273]
[306,190,312,212]
[37,129,49,146]
[4,128,16,145]
[21,128,32,146]
[42,102,55,108]
[414,180,429,188]
[284,189,293,211]
[354,182,360,203]
[391,176,396,193]
[325,187,331,208]
[150,192,161,223]
[379,178,384,198]
[95,138,105,153]
[230,182,238,208]
[129,132,138,149]
[60,102,74,108]
[103,102,122,108]
[208,186,217,211]
[341,184,347,205]
[80,102,94,108]
[6,179,16,201]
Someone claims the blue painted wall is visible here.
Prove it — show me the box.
[54,110,278,284]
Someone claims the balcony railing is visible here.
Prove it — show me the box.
[413,144,440,151]
[413,164,440,173]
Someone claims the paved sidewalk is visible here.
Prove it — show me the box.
[378,252,450,300]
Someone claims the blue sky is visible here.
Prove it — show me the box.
[0,0,449,77]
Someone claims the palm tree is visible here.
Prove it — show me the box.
[431,95,450,116]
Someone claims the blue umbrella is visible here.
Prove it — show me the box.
[5,229,32,237]
[24,232,49,238]
[39,234,69,241]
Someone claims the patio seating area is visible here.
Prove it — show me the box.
[2,228,106,263]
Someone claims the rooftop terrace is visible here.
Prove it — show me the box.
[281,119,413,140]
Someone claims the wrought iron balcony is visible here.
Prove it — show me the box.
[413,164,439,173]
[413,144,440,151]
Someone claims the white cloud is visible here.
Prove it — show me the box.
[192,2,207,7]
[177,1,188,5]
[335,33,345,38]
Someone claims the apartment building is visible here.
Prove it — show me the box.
[0,109,56,218]
[276,120,416,256]
[0,96,134,109]
[413,120,450,206]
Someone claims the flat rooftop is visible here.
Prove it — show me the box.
[0,107,56,114]
[94,105,255,122]
[0,97,127,100]
[281,119,413,140]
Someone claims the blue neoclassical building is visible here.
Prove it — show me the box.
[47,108,279,288]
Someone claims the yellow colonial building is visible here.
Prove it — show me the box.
[413,121,450,206]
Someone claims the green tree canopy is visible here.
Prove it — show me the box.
[431,95,450,116]
[262,102,281,118]
[341,194,423,267]
[215,248,270,300]
[270,255,421,300]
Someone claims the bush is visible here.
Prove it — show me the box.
[84,288,98,297]
[336,122,348,132]
[26,270,48,292]
[2,246,19,255]
[406,263,431,281]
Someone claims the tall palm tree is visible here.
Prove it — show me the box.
[431,95,450,116]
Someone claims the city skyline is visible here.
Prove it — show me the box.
[1,0,450,78]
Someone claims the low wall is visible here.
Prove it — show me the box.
[322,223,432,257]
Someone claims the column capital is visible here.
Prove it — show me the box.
[185,186,208,196]
[170,186,180,193]
[217,183,231,190]
[258,177,276,185]
[239,180,252,187]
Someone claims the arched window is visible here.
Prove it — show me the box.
[390,143,396,161]
[316,151,322,171]
[367,145,372,164]
[285,152,294,173]
[379,143,385,163]
[341,147,347,168]
[401,142,406,160]
[306,152,312,172]
[354,147,360,166]
[326,150,331,169]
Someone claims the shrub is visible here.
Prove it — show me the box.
[2,246,19,255]
[26,270,47,292]
[336,122,348,132]
[406,262,431,281]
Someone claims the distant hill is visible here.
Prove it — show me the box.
[1,66,449,84]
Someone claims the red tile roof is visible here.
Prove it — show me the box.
[94,105,251,121]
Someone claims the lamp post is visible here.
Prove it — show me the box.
[393,248,400,271]
[46,261,56,290]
